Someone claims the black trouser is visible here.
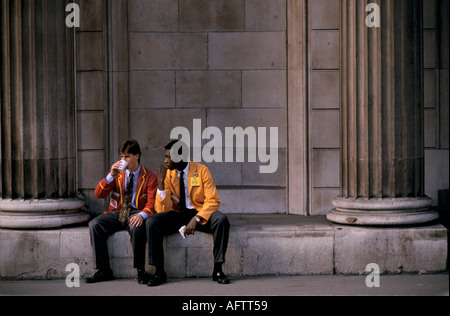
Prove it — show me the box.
[146,209,230,269]
[88,210,146,270]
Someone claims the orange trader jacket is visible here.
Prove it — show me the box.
[95,165,158,217]
[155,162,220,225]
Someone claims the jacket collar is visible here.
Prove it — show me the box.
[118,164,144,189]
[173,162,198,194]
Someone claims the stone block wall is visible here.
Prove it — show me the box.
[1,215,446,279]
[75,0,449,218]
[128,0,287,193]
[77,0,289,216]
[423,0,449,207]
[308,0,341,214]
[76,0,108,214]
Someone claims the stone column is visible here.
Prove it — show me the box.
[327,0,439,225]
[0,0,89,228]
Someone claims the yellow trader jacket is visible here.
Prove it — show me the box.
[155,162,220,224]
[95,165,158,217]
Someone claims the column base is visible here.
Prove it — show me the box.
[327,196,439,226]
[0,198,90,229]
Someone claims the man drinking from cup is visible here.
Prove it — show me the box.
[86,139,158,285]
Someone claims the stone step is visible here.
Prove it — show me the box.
[0,214,447,279]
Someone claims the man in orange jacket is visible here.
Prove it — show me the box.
[86,139,158,284]
[146,140,230,286]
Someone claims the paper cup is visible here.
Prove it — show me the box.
[118,160,128,172]
[179,225,187,238]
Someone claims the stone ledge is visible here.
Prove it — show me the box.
[0,214,447,279]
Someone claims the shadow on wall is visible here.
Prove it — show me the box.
[437,189,449,228]
[437,189,449,272]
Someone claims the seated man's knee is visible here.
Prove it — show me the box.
[145,213,159,228]
[216,212,230,229]
[128,222,145,236]
[89,216,101,232]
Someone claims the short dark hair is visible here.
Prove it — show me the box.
[165,140,179,151]
[165,140,188,162]
[119,139,141,163]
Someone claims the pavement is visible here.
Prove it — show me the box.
[1,273,448,297]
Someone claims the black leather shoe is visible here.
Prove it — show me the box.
[212,271,230,284]
[85,268,114,284]
[147,271,167,287]
[137,269,150,285]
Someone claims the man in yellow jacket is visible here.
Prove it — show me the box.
[146,140,230,286]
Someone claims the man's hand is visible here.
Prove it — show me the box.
[186,217,198,236]
[129,214,144,227]
[157,165,168,190]
[110,160,122,177]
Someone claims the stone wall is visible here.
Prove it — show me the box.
[1,215,446,279]
[75,0,449,218]
[76,0,108,214]
[77,0,289,216]
[423,0,449,207]
[128,0,288,215]
[309,0,341,214]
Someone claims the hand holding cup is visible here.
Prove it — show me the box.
[111,160,128,176]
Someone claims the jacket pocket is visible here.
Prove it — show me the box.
[110,192,120,209]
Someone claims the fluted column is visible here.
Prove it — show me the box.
[0,0,89,228]
[327,0,439,225]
